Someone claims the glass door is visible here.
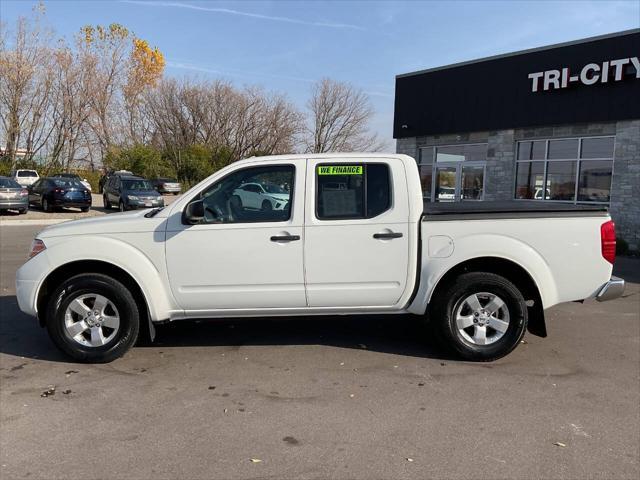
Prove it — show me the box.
[435,165,457,202]
[434,163,484,202]
[460,164,484,200]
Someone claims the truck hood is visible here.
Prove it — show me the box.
[37,210,164,238]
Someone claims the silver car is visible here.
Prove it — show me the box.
[0,176,28,214]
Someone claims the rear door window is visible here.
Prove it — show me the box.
[316,163,391,220]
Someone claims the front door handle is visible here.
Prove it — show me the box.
[270,235,301,242]
[373,232,403,240]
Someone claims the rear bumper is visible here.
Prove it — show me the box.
[596,276,625,302]
[0,199,28,209]
[52,198,91,208]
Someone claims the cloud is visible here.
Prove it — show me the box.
[120,1,366,31]
[166,60,316,84]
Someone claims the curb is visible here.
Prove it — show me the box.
[0,218,74,226]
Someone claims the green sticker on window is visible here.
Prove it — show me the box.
[317,165,363,175]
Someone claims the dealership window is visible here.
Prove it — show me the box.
[515,136,614,203]
[418,144,487,202]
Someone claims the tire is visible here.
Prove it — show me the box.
[45,273,140,363]
[81,207,90,212]
[18,208,27,214]
[432,272,527,361]
[119,200,126,212]
[103,195,111,210]
[261,200,272,211]
[42,197,52,213]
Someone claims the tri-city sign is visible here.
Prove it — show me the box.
[528,57,640,92]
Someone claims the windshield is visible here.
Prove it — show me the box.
[0,178,21,188]
[123,179,154,191]
[51,178,85,189]
[18,170,37,177]
[262,183,287,194]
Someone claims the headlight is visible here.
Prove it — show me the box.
[128,195,139,201]
[29,238,46,258]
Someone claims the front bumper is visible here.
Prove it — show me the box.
[159,186,181,194]
[128,199,164,209]
[596,276,625,302]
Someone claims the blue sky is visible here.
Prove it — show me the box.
[2,0,639,148]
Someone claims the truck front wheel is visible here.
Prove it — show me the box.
[45,273,140,363]
[433,272,527,361]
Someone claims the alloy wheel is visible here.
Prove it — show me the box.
[454,292,510,346]
[64,293,120,347]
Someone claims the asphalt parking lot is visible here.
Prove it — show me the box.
[0,225,638,480]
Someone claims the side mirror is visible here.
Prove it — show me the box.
[184,199,205,224]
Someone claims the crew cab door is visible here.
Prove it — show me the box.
[165,161,306,311]
[304,158,411,307]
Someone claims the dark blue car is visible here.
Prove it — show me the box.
[28,177,92,212]
[103,175,164,212]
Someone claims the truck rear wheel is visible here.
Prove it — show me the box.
[433,272,527,361]
[46,273,139,363]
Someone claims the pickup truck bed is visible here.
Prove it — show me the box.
[423,200,609,220]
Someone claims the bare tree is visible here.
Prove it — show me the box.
[47,45,94,170]
[145,78,302,167]
[304,78,382,153]
[0,3,55,167]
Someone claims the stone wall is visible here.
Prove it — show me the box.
[396,119,640,250]
[610,120,640,250]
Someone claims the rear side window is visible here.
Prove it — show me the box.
[316,163,391,220]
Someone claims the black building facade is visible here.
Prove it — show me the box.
[394,29,640,250]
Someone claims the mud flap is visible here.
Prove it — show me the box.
[526,303,547,338]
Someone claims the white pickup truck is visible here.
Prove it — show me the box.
[16,153,625,363]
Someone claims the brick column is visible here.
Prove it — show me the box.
[484,129,516,201]
[610,120,640,251]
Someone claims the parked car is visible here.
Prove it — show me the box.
[150,177,182,195]
[232,182,290,211]
[16,153,624,363]
[99,170,133,193]
[103,175,164,212]
[52,173,92,192]
[11,169,39,187]
[0,176,28,214]
[27,177,91,212]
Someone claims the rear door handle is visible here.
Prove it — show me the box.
[270,235,301,242]
[373,232,403,239]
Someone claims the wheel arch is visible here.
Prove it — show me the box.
[36,260,157,340]
[428,257,547,337]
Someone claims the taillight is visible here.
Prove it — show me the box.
[20,189,28,196]
[29,239,46,258]
[53,188,65,194]
[601,220,616,264]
